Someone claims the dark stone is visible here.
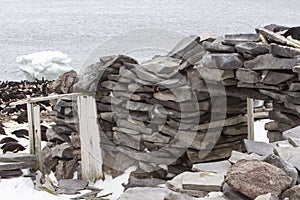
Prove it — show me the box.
[55,159,78,181]
[225,159,292,199]
[0,169,23,178]
[264,24,289,32]
[222,183,251,200]
[267,131,285,143]
[270,44,300,58]
[244,54,300,70]
[289,82,300,91]
[236,68,260,84]
[0,126,5,135]
[52,143,74,159]
[0,153,36,162]
[124,177,166,190]
[262,71,296,85]
[202,37,235,53]
[224,34,260,46]
[200,53,243,70]
[235,42,269,57]
[113,131,144,150]
[41,146,59,175]
[16,110,28,123]
[282,26,300,40]
[57,179,88,194]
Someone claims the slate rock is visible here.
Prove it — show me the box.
[0,153,36,163]
[125,176,166,189]
[254,193,279,200]
[228,150,263,164]
[236,68,260,84]
[289,82,300,91]
[225,159,292,199]
[0,169,23,178]
[262,70,296,85]
[270,44,300,58]
[168,35,201,59]
[281,184,300,200]
[263,154,298,187]
[181,171,224,192]
[119,187,170,200]
[283,125,300,139]
[51,143,74,159]
[244,54,300,70]
[200,53,243,70]
[57,179,88,194]
[55,159,78,181]
[244,139,274,156]
[274,147,300,170]
[192,160,231,176]
[222,183,251,200]
[202,37,235,53]
[224,34,260,46]
[195,65,235,81]
[166,172,209,197]
[235,42,269,57]
[288,136,300,147]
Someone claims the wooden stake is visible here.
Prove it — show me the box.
[33,105,42,171]
[77,95,103,182]
[247,98,254,141]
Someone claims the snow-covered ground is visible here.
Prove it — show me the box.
[0,120,269,200]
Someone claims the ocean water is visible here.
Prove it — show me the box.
[0,0,299,81]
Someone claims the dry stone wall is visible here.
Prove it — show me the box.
[46,24,300,179]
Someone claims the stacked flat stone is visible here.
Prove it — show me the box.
[42,98,81,180]
[47,24,300,179]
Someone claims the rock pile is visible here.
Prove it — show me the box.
[43,24,300,183]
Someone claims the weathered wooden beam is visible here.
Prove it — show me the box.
[27,102,35,155]
[77,95,103,182]
[247,98,254,141]
[33,105,42,171]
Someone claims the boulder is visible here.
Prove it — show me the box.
[225,159,292,199]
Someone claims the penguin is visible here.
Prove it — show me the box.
[1,142,26,153]
[0,137,18,144]
[283,27,300,40]
[11,129,29,139]
[0,126,6,135]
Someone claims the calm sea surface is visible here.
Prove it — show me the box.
[0,0,299,80]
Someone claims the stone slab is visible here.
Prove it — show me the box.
[192,160,231,176]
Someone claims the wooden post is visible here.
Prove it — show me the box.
[77,95,103,182]
[247,98,254,141]
[33,105,42,171]
[27,102,35,155]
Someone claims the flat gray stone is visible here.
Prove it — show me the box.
[59,179,88,190]
[225,159,292,199]
[270,44,300,58]
[288,136,300,147]
[262,70,296,85]
[116,119,152,135]
[202,37,235,53]
[0,161,36,171]
[141,56,182,79]
[195,65,235,81]
[181,171,224,192]
[229,150,263,164]
[0,169,23,178]
[274,147,300,170]
[153,86,192,102]
[166,172,209,197]
[283,125,300,139]
[200,53,243,70]
[119,187,170,200]
[222,124,248,136]
[244,54,300,70]
[289,82,300,91]
[192,160,231,176]
[236,68,260,84]
[263,154,298,187]
[255,193,279,200]
[52,143,74,159]
[222,183,251,200]
[168,35,201,59]
[235,42,269,57]
[244,139,274,156]
[224,34,260,45]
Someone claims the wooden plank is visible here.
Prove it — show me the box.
[33,105,42,171]
[10,93,84,106]
[77,95,103,182]
[247,98,254,141]
[27,102,35,155]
